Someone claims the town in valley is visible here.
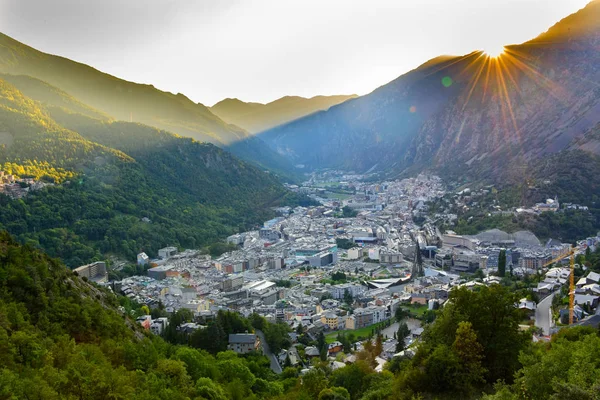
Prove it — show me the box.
[78,171,600,373]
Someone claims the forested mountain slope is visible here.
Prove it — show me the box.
[0,78,296,266]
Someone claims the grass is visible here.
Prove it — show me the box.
[314,181,341,188]
[322,191,353,200]
[405,304,429,318]
[325,320,391,344]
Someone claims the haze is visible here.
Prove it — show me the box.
[0,0,590,105]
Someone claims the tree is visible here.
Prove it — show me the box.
[337,332,352,353]
[302,368,328,398]
[498,249,507,277]
[331,271,347,282]
[341,206,358,218]
[374,334,383,357]
[189,322,228,354]
[483,327,600,400]
[585,246,591,260]
[452,321,486,395]
[264,322,292,354]
[394,306,409,322]
[416,243,423,265]
[395,322,410,353]
[318,387,351,400]
[320,292,333,302]
[424,285,528,384]
[330,362,372,399]
[343,289,353,306]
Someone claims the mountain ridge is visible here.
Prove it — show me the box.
[256,1,600,193]
[0,33,300,180]
[211,93,357,134]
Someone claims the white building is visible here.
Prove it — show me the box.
[329,283,366,300]
[347,247,363,260]
[137,252,149,266]
[368,248,381,261]
[158,246,178,260]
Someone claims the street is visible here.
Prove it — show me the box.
[535,291,557,335]
[255,329,282,374]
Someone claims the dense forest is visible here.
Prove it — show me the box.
[1,233,599,399]
[0,78,311,267]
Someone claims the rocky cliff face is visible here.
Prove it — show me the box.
[258,1,600,183]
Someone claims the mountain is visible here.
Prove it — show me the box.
[0,33,298,180]
[211,94,357,134]
[258,1,600,189]
[0,33,245,145]
[0,77,304,267]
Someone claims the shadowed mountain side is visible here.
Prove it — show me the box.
[211,94,357,134]
[257,54,470,171]
[256,1,600,183]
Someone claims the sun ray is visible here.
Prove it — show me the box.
[505,54,570,104]
[481,56,493,102]
[461,55,488,111]
[496,58,520,140]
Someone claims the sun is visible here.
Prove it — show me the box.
[483,44,505,58]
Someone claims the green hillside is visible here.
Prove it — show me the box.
[2,232,599,399]
[0,73,109,120]
[0,78,298,266]
[0,232,287,400]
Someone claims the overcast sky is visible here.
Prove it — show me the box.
[0,0,590,105]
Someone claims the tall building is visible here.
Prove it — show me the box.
[73,261,108,283]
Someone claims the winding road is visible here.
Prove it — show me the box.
[535,291,557,335]
[256,329,282,374]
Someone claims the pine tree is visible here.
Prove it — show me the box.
[395,322,410,353]
[498,249,506,277]
[452,321,486,394]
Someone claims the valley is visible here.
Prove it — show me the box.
[0,1,599,399]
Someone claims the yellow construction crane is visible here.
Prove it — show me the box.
[569,253,575,325]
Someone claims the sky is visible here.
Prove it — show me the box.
[0,0,591,106]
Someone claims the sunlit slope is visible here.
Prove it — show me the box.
[0,72,300,182]
[0,78,292,266]
[0,33,246,145]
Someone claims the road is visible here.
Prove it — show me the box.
[255,329,282,374]
[535,291,557,335]
[380,318,421,339]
